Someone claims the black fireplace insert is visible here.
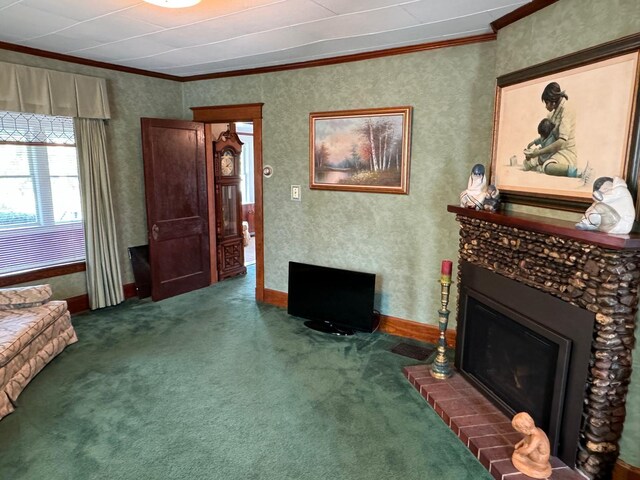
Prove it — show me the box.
[456,261,594,468]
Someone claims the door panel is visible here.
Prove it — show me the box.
[141,118,210,300]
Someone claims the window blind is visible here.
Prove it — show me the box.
[0,111,85,275]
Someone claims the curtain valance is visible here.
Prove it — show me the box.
[0,62,110,119]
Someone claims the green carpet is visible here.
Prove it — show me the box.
[0,266,491,480]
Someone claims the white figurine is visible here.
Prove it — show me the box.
[575,176,635,234]
[460,164,487,209]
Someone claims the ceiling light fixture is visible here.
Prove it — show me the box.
[143,0,201,8]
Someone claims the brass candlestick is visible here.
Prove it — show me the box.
[431,274,453,379]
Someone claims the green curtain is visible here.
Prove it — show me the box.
[74,118,124,309]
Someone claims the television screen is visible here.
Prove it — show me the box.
[287,262,377,334]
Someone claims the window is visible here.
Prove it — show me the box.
[0,111,85,276]
[236,122,254,205]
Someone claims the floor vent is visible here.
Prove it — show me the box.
[390,342,434,361]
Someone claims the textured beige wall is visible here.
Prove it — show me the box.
[0,51,184,299]
[183,42,496,324]
[494,0,640,467]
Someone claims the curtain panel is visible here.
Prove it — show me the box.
[74,118,124,309]
[0,62,110,119]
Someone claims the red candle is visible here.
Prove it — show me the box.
[441,260,453,276]
[441,260,453,282]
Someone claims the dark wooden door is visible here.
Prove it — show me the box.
[141,118,210,300]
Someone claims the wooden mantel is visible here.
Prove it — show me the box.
[447,205,640,251]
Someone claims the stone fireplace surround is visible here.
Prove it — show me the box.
[442,205,639,480]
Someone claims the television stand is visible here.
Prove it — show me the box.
[304,320,355,336]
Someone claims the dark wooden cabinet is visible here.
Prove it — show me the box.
[214,129,246,279]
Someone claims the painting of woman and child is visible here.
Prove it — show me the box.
[492,50,639,204]
[310,107,412,194]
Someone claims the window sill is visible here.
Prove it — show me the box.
[0,262,86,288]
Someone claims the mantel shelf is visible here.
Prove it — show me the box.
[447,205,640,251]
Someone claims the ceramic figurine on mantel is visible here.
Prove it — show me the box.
[575,176,635,234]
[460,164,487,209]
[483,184,501,213]
[511,412,553,479]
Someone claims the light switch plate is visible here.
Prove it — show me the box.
[291,185,301,201]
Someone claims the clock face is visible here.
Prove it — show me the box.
[221,151,234,176]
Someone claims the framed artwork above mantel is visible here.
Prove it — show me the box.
[490,33,640,214]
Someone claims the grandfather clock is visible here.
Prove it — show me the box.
[213,128,246,280]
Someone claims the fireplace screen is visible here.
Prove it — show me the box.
[460,296,571,448]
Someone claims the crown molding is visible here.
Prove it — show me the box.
[180,33,496,81]
[0,1,563,84]
[0,34,496,83]
[0,40,182,81]
[490,0,559,33]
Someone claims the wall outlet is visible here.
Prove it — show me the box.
[291,185,301,201]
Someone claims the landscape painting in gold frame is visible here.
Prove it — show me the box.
[491,35,640,211]
[310,107,412,194]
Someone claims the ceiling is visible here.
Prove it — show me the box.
[0,0,532,78]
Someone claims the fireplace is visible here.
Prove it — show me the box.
[456,261,594,467]
[447,205,640,480]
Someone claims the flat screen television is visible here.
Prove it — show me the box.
[287,261,378,335]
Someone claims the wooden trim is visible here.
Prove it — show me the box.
[262,288,287,308]
[191,104,265,301]
[122,283,137,299]
[0,262,86,288]
[0,41,182,81]
[191,104,264,122]
[182,34,495,81]
[379,314,456,345]
[66,293,90,314]
[1,34,494,83]
[253,117,265,302]
[66,282,137,315]
[614,459,640,480]
[204,124,219,284]
[448,204,640,250]
[260,288,455,344]
[490,0,559,33]
[0,141,75,148]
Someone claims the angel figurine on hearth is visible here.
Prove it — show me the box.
[460,164,487,210]
[511,412,552,479]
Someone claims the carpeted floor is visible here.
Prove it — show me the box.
[0,266,491,480]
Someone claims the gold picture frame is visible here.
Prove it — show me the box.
[310,106,412,194]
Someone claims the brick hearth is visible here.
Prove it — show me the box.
[403,365,584,480]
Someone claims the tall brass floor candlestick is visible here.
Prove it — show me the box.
[431,260,453,379]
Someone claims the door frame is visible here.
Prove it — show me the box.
[190,103,265,301]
